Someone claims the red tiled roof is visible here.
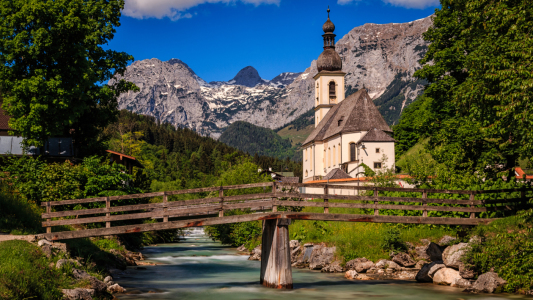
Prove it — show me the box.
[106,150,138,161]
[514,167,533,180]
[306,174,412,184]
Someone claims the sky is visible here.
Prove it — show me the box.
[108,0,441,82]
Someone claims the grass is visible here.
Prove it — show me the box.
[395,138,430,172]
[276,124,315,147]
[0,189,43,235]
[289,206,456,263]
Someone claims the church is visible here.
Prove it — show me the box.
[302,9,396,183]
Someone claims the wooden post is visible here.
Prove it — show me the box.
[106,196,111,228]
[260,218,293,289]
[422,190,428,218]
[219,186,224,217]
[272,182,278,212]
[469,192,475,219]
[373,188,379,216]
[163,192,168,222]
[324,184,329,214]
[46,201,51,234]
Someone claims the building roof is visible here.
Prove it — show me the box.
[303,89,392,145]
[358,128,396,143]
[106,150,144,168]
[324,168,352,180]
[317,49,342,72]
[279,177,300,183]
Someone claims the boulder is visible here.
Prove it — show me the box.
[392,253,416,267]
[72,269,91,280]
[345,258,375,273]
[308,245,336,270]
[248,245,261,261]
[415,261,444,282]
[442,243,469,269]
[236,244,246,252]
[420,239,430,245]
[416,242,443,261]
[459,264,475,279]
[103,276,114,286]
[51,242,69,254]
[290,240,300,249]
[107,283,126,294]
[290,246,301,263]
[40,244,53,258]
[465,272,507,293]
[56,259,81,269]
[428,262,446,278]
[38,239,52,247]
[439,235,457,246]
[433,267,462,285]
[292,244,314,268]
[321,261,343,273]
[62,288,95,300]
[87,277,107,293]
[415,260,427,269]
[451,278,472,288]
[344,270,358,279]
[375,259,399,270]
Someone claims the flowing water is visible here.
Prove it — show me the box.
[115,228,523,300]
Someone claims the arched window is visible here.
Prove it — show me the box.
[329,81,336,100]
[333,146,336,166]
[305,170,308,177]
[350,143,356,161]
[338,143,341,164]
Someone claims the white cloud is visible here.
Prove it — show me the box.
[123,0,280,21]
[338,0,438,9]
[381,0,439,9]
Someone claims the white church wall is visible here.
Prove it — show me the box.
[341,132,365,163]
[358,141,395,172]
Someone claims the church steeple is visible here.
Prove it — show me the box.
[322,7,336,50]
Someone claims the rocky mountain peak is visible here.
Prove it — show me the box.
[230,66,265,87]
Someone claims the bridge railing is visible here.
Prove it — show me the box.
[40,182,532,239]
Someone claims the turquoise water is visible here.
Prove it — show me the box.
[115,228,523,300]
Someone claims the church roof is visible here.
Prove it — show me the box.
[324,168,352,180]
[303,89,392,145]
[358,128,396,143]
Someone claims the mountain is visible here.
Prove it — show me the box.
[219,121,299,161]
[110,15,433,137]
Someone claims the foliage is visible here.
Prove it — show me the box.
[380,227,407,253]
[0,187,42,234]
[0,0,137,152]
[392,97,433,160]
[220,121,299,161]
[409,0,533,175]
[0,155,138,205]
[464,211,533,293]
[361,163,375,177]
[0,240,66,300]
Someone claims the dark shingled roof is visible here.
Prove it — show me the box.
[317,48,342,72]
[303,89,391,145]
[279,177,300,183]
[358,128,396,143]
[324,168,352,180]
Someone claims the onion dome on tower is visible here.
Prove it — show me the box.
[317,7,342,72]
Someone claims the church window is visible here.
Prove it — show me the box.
[329,81,336,99]
[376,148,380,153]
[328,147,331,167]
[374,162,382,169]
[305,170,308,177]
[333,146,336,166]
[350,143,356,161]
[338,143,341,164]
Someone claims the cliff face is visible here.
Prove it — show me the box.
[111,16,433,137]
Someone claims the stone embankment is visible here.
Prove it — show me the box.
[246,235,507,294]
[33,238,145,299]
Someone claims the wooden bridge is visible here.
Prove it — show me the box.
[38,181,530,289]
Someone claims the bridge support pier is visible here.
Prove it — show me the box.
[260,218,293,289]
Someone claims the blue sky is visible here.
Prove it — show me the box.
[109,0,440,82]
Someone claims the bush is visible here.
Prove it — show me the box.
[0,240,66,300]
[380,227,408,253]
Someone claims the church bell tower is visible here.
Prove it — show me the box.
[314,7,346,127]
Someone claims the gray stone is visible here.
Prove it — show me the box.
[392,253,416,267]
[308,245,336,270]
[415,260,427,269]
[451,278,472,288]
[56,259,81,269]
[88,277,107,293]
[104,276,113,284]
[442,243,469,269]
[289,240,300,249]
[459,264,475,279]
[72,268,91,279]
[469,235,482,244]
[248,245,261,261]
[375,259,399,270]
[345,257,375,273]
[465,272,507,293]
[415,261,444,282]
[107,283,126,294]
[38,239,52,247]
[416,242,443,261]
[439,235,457,246]
[236,244,246,252]
[433,267,462,285]
[321,261,343,273]
[345,270,358,279]
[62,288,95,300]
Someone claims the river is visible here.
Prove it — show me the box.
[114,228,522,300]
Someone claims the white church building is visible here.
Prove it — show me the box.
[302,9,396,184]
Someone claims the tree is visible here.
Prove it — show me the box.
[0,0,137,153]
[413,0,533,175]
